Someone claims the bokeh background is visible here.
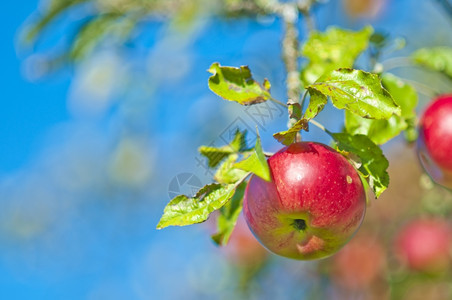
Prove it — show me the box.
[2,0,452,299]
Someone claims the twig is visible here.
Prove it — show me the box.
[309,119,329,134]
[270,97,288,108]
[400,78,440,98]
[297,0,317,33]
[300,89,309,111]
[381,56,414,71]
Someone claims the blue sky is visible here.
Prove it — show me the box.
[1,2,71,173]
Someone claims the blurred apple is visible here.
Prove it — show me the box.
[417,94,452,190]
[343,0,386,19]
[223,213,268,267]
[395,219,452,273]
[331,235,386,290]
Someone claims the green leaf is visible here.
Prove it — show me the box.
[412,47,452,79]
[288,101,302,120]
[300,26,373,85]
[214,154,248,184]
[208,63,272,105]
[344,73,418,144]
[199,130,248,168]
[273,119,309,146]
[70,14,135,61]
[369,31,389,49]
[344,111,406,145]
[304,88,327,120]
[307,68,400,120]
[330,133,389,198]
[211,182,246,246]
[23,0,90,43]
[381,73,418,119]
[357,171,370,205]
[234,134,270,181]
[157,183,236,229]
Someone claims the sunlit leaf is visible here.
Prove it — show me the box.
[214,154,248,184]
[304,88,327,120]
[307,68,400,120]
[157,183,236,229]
[208,63,272,105]
[331,132,389,198]
[273,119,309,146]
[381,73,417,119]
[300,26,373,85]
[234,134,270,181]
[199,130,248,168]
[344,73,418,144]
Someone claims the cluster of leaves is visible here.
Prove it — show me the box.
[157,129,271,245]
[158,24,452,242]
[157,25,414,242]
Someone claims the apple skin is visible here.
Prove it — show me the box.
[417,94,452,189]
[243,142,366,260]
[395,219,452,273]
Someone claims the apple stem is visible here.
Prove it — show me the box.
[270,97,288,108]
[309,119,330,134]
[300,89,309,113]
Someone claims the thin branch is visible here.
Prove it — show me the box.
[270,97,288,108]
[381,57,414,71]
[297,0,317,33]
[400,78,440,98]
[280,4,302,103]
[309,119,329,133]
[300,89,309,111]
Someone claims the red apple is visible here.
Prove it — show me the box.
[395,219,452,273]
[243,142,367,260]
[417,94,452,189]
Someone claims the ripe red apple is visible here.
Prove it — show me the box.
[417,94,452,189]
[243,142,367,260]
[395,219,452,273]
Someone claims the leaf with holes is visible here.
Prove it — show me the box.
[306,68,400,120]
[208,63,272,105]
